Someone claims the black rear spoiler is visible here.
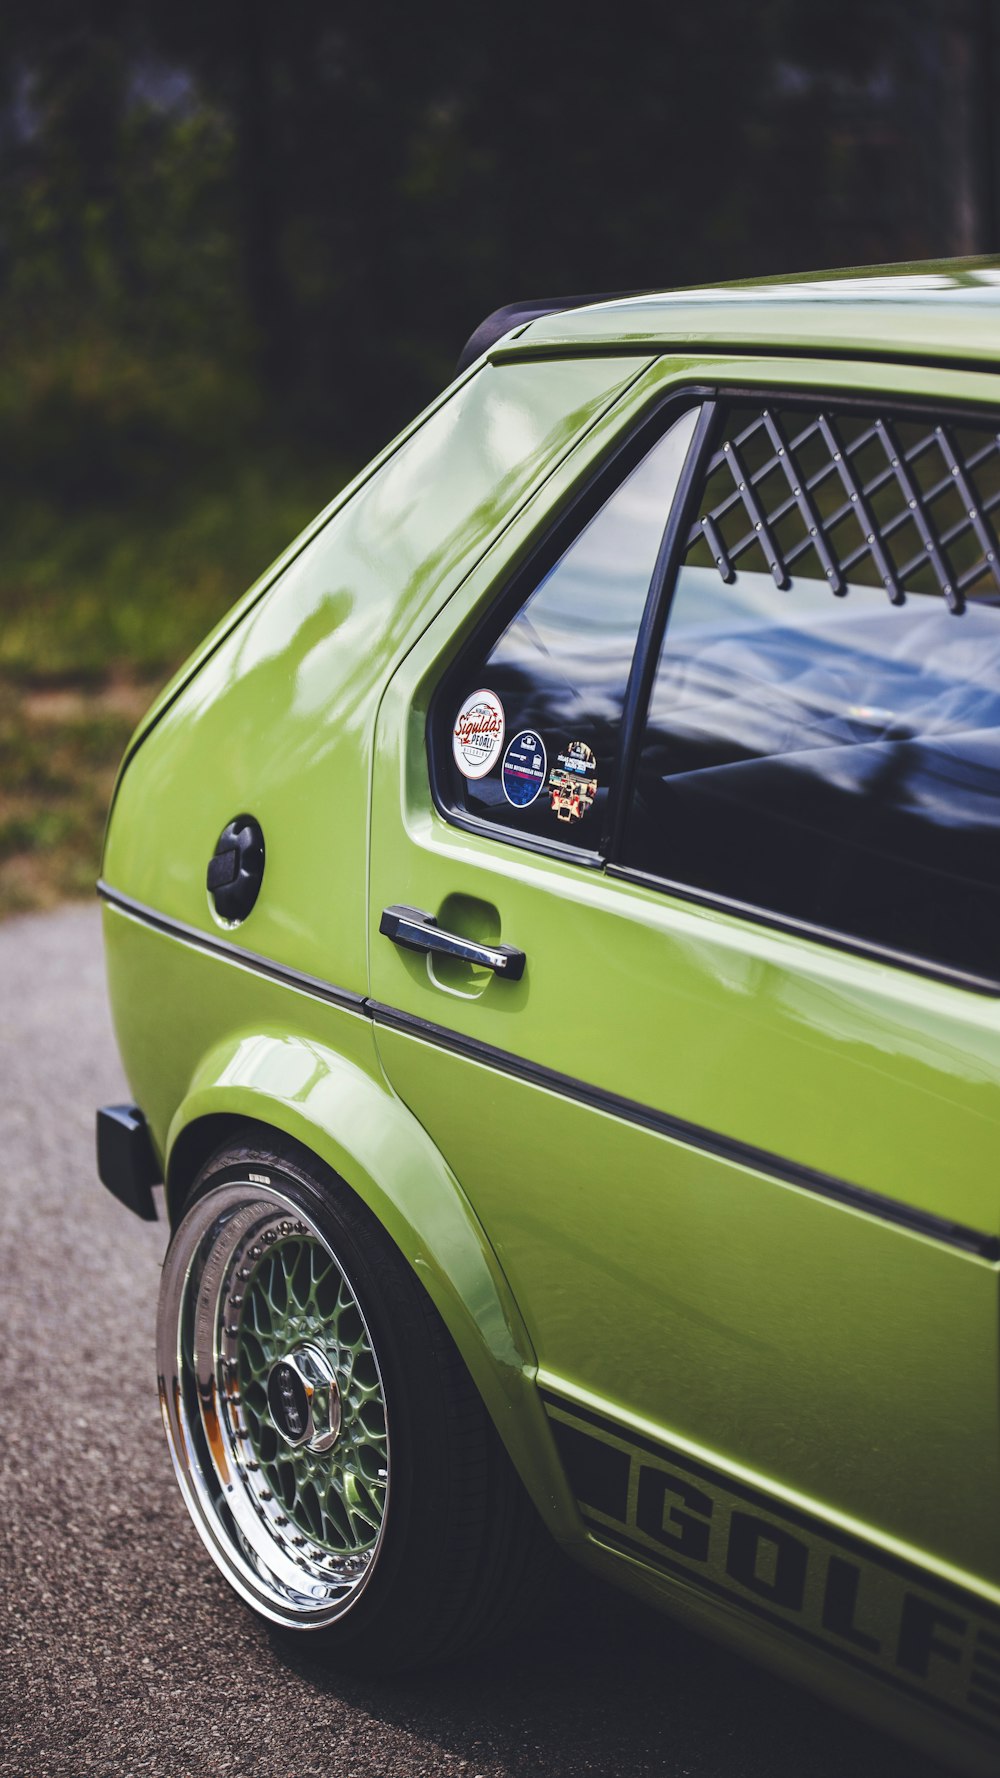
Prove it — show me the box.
[456,291,649,376]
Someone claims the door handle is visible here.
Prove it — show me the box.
[379,905,526,981]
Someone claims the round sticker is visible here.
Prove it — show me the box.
[502,730,547,808]
[452,688,505,779]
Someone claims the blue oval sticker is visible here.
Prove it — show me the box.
[502,730,547,808]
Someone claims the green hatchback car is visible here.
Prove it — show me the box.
[98,262,1000,1775]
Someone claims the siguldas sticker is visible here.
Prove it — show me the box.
[453,688,505,779]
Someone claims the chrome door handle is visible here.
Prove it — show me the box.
[379,905,525,981]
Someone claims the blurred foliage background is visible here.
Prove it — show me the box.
[1,0,998,913]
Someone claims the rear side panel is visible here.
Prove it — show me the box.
[103,354,652,998]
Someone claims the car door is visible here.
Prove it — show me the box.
[367,354,1000,1635]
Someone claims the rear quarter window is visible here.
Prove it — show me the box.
[431,406,701,852]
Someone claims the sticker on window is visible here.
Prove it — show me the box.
[453,689,505,779]
[548,741,598,823]
[502,730,547,808]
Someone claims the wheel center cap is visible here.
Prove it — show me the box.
[266,1345,341,1452]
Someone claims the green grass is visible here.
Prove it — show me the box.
[0,457,350,918]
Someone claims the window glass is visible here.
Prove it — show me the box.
[623,401,1000,982]
[436,406,700,846]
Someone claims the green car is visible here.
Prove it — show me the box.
[97,262,1000,1775]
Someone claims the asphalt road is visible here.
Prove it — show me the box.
[0,905,956,1778]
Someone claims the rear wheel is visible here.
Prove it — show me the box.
[156,1136,552,1667]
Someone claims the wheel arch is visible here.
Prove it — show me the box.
[167,1111,250,1212]
[161,1034,581,1540]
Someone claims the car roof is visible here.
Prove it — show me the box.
[496,258,1000,369]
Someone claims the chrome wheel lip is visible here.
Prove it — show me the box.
[157,1177,390,1630]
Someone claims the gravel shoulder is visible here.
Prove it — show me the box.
[0,905,952,1778]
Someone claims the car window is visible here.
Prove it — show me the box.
[434,405,700,849]
[622,400,1000,984]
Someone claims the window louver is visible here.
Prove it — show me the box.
[686,404,1000,615]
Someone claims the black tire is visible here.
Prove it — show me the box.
[156,1131,554,1670]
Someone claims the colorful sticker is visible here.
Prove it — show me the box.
[502,730,547,808]
[452,688,505,779]
[548,740,598,823]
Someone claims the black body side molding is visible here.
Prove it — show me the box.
[96,1104,162,1221]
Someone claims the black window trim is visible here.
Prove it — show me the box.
[425,382,714,867]
[607,397,720,856]
[609,383,1000,997]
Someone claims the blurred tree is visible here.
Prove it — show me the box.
[0,0,997,485]
[0,1,253,501]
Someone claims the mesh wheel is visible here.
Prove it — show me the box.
[158,1175,388,1626]
[157,1137,554,1663]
